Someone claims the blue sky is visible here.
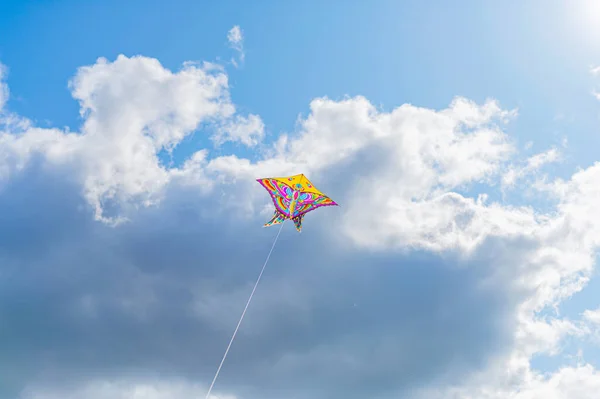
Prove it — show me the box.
[2,1,600,398]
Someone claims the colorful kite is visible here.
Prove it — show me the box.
[256,173,338,231]
[204,173,337,399]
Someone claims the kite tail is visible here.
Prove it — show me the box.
[292,215,304,232]
[204,220,286,399]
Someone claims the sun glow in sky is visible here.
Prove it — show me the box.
[574,0,600,39]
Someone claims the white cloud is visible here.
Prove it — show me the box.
[0,62,8,111]
[408,161,600,399]
[583,307,600,325]
[208,95,518,252]
[515,365,600,399]
[592,66,600,100]
[581,307,600,346]
[0,55,264,223]
[213,113,265,146]
[502,147,561,189]
[421,364,600,399]
[21,379,236,399]
[227,25,245,67]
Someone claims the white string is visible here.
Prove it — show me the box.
[204,220,286,399]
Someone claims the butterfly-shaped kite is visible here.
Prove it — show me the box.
[256,173,338,232]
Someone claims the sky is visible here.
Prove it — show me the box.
[3,0,600,398]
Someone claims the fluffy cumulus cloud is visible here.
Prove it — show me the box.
[0,55,264,224]
[1,45,600,399]
[502,147,561,190]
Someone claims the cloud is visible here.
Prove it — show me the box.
[227,25,245,68]
[21,378,235,399]
[209,95,519,252]
[583,308,600,325]
[0,55,264,224]
[515,366,600,399]
[420,364,600,399]
[0,162,523,399]
[213,113,265,146]
[0,49,600,399]
[0,62,8,111]
[591,66,600,100]
[502,147,561,189]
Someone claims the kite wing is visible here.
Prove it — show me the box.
[256,177,295,217]
[264,209,286,228]
[290,191,337,219]
[292,215,304,232]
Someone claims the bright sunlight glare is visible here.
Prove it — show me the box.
[573,0,600,42]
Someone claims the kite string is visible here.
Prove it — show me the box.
[204,220,286,399]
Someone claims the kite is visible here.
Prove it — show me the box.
[256,173,338,232]
[203,174,337,399]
